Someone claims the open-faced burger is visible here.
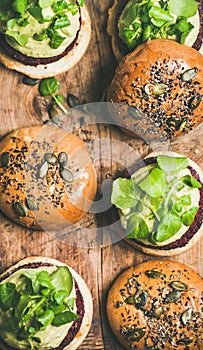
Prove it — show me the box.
[107,0,203,61]
[111,152,203,256]
[0,256,93,350]
[0,0,91,78]
[107,39,203,139]
[107,259,203,349]
[0,125,97,230]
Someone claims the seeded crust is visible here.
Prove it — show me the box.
[107,259,203,350]
[0,256,93,350]
[124,151,203,256]
[0,6,91,78]
[0,126,97,230]
[107,0,203,61]
[107,39,203,140]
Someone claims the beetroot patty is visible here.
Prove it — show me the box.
[0,262,85,349]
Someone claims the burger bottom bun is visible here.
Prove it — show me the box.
[0,6,91,79]
[107,259,203,350]
[0,256,93,350]
[124,151,203,256]
[107,0,203,61]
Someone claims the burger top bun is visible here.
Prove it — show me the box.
[0,256,93,350]
[107,259,203,350]
[0,6,91,79]
[0,125,97,230]
[107,39,203,139]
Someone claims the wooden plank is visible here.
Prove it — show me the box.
[0,0,202,349]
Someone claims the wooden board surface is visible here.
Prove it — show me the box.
[0,1,203,349]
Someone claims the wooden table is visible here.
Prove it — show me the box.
[0,1,203,349]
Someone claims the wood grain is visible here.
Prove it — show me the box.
[0,1,202,349]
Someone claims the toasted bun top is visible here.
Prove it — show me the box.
[0,6,91,78]
[107,39,203,139]
[107,259,203,350]
[0,256,93,350]
[0,126,97,230]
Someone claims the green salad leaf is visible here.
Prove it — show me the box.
[39,0,54,9]
[52,310,79,326]
[154,213,182,242]
[111,155,202,245]
[139,168,166,198]
[0,283,18,311]
[181,207,199,226]
[168,0,198,18]
[157,155,188,174]
[12,0,28,17]
[5,30,28,46]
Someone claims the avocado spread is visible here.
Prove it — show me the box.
[111,155,201,247]
[0,0,82,58]
[0,266,78,350]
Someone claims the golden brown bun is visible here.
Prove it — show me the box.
[107,0,203,61]
[0,6,91,79]
[0,125,97,230]
[107,259,203,350]
[125,151,203,256]
[0,256,93,350]
[107,39,203,139]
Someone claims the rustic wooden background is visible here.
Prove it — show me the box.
[0,1,203,349]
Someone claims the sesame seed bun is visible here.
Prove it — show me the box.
[107,259,203,350]
[0,6,91,79]
[0,256,93,350]
[107,39,203,139]
[107,0,203,61]
[0,125,97,230]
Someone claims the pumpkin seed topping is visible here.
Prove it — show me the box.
[26,198,38,211]
[44,153,58,165]
[127,328,146,341]
[181,67,198,82]
[145,270,165,279]
[125,296,135,305]
[170,281,187,291]
[177,338,193,345]
[181,308,193,325]
[134,290,148,309]
[164,291,182,303]
[39,161,49,178]
[189,94,202,110]
[67,93,80,108]
[22,76,40,86]
[60,167,74,183]
[13,201,27,217]
[1,152,10,168]
[145,83,167,95]
[58,152,68,168]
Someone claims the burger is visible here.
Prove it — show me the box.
[107,39,203,139]
[0,0,91,78]
[107,259,203,350]
[111,152,203,256]
[0,256,93,350]
[107,0,203,61]
[0,125,97,230]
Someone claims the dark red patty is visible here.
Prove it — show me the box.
[0,262,85,350]
[112,157,203,250]
[0,7,81,67]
